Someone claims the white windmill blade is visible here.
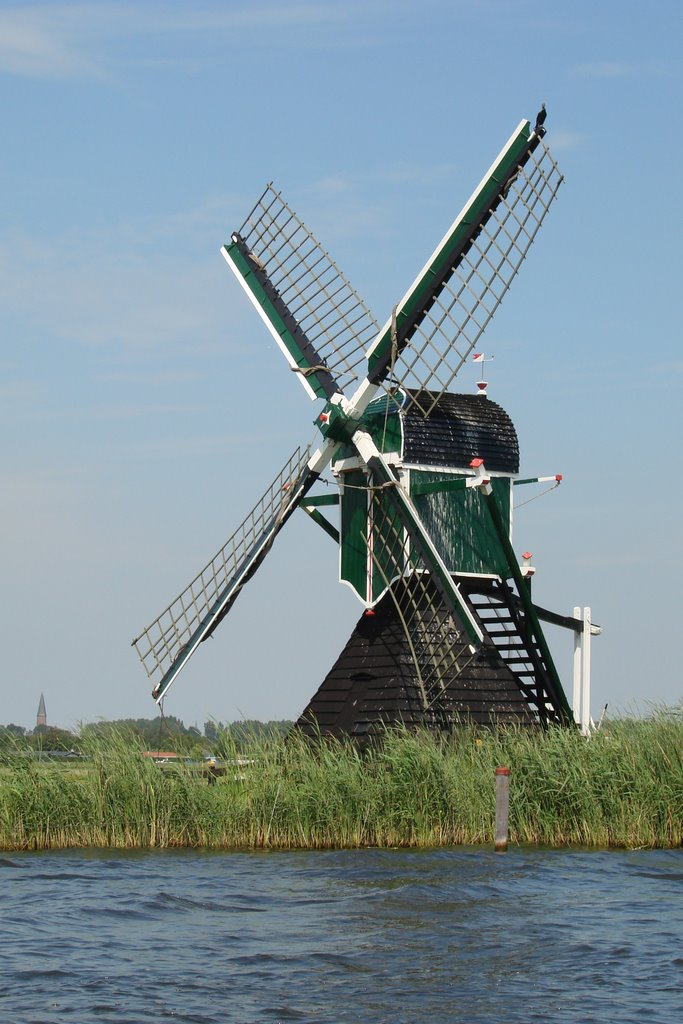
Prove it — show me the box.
[132,445,315,703]
[365,117,563,417]
[222,183,379,401]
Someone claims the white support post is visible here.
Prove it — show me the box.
[581,607,592,737]
[572,605,582,728]
[572,606,593,736]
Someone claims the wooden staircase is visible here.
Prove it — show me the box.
[462,578,566,726]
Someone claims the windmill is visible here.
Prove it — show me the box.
[133,110,579,739]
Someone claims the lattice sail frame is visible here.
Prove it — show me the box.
[364,486,476,712]
[132,446,311,692]
[369,133,563,416]
[226,184,379,398]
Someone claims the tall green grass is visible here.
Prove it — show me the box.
[1,713,682,851]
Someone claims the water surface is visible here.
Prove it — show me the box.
[1,847,682,1022]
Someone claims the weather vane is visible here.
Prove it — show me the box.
[472,352,494,395]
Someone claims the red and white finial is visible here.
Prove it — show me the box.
[521,551,535,577]
[472,352,494,396]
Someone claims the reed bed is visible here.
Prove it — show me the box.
[1,714,682,851]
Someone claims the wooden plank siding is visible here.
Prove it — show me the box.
[296,575,540,742]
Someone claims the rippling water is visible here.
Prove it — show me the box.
[1,846,682,1023]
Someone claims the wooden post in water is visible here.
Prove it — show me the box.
[494,767,510,852]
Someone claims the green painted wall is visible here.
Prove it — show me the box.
[340,470,409,603]
[368,490,406,602]
[340,471,369,600]
[411,470,512,577]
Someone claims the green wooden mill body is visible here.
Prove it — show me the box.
[333,390,516,606]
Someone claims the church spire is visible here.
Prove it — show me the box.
[36,693,47,728]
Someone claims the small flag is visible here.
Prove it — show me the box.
[472,353,484,363]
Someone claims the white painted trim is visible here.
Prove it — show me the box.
[345,376,382,419]
[336,462,514,484]
[571,605,595,736]
[405,463,512,479]
[581,607,592,737]
[221,245,319,401]
[334,452,401,473]
[308,441,338,475]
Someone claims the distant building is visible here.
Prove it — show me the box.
[36,693,47,728]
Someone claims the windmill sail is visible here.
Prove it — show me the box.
[222,184,379,400]
[132,445,314,701]
[366,121,563,416]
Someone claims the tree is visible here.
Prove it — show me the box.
[204,720,222,743]
[32,725,78,751]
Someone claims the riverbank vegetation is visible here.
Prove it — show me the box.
[1,712,682,851]
[0,717,292,757]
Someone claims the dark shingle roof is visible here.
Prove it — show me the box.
[295,575,537,742]
[402,390,519,473]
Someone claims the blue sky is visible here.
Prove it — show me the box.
[2,0,682,730]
